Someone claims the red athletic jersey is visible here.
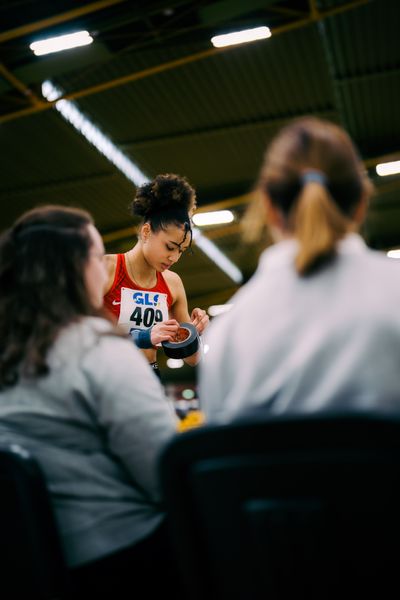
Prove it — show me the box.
[104,254,173,322]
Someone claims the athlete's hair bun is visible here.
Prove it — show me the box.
[130,173,196,218]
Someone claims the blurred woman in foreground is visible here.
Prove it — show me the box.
[0,205,182,596]
[200,117,400,421]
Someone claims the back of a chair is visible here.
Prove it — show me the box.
[159,412,400,600]
[0,444,69,599]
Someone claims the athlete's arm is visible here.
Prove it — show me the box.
[166,271,209,366]
[104,254,118,295]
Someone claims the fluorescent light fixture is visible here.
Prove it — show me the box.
[376,160,400,176]
[211,26,271,48]
[166,358,184,369]
[30,31,93,56]
[192,210,234,226]
[42,80,242,283]
[192,228,243,284]
[41,81,148,186]
[387,249,400,258]
[208,304,233,317]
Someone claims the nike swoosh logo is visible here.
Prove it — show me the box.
[112,300,121,305]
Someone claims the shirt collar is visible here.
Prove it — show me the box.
[258,233,368,273]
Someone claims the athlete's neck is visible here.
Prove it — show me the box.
[125,245,157,288]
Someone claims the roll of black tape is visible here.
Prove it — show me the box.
[162,322,199,359]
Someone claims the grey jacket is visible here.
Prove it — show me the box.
[0,317,178,567]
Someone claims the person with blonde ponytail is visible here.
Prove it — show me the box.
[199,116,400,422]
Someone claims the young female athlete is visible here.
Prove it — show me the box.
[104,173,209,377]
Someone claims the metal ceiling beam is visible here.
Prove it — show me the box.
[0,0,127,106]
[0,0,126,43]
[0,0,372,125]
[0,62,45,106]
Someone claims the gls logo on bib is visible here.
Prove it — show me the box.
[132,292,160,306]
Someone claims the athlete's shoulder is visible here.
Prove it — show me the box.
[104,253,119,294]
[162,269,185,306]
[163,268,183,288]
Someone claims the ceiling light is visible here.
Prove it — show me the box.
[192,210,234,226]
[211,26,271,48]
[30,31,93,56]
[208,304,233,317]
[376,160,400,176]
[387,249,400,258]
[166,358,184,369]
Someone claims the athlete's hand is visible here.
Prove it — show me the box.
[150,320,180,346]
[190,308,209,335]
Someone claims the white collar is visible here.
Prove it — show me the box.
[258,233,368,273]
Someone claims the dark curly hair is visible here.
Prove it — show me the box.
[130,173,196,242]
[0,204,103,388]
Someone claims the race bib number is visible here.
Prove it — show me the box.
[118,287,169,335]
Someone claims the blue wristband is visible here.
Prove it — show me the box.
[130,328,153,349]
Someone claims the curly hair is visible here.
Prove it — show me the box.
[0,204,102,388]
[130,173,196,234]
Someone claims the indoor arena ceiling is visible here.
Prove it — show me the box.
[1,0,400,380]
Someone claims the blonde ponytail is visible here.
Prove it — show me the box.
[241,191,269,244]
[257,117,373,276]
[293,181,351,275]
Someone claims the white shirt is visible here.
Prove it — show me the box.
[199,235,400,423]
